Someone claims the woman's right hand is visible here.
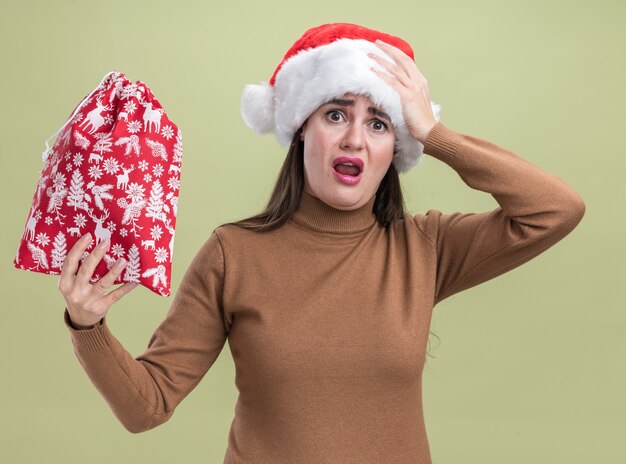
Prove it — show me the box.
[58,232,138,329]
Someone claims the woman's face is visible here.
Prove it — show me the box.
[300,92,396,211]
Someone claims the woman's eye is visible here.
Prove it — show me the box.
[372,120,388,132]
[326,110,344,122]
[324,110,388,132]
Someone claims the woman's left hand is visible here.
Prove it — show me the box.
[368,39,438,144]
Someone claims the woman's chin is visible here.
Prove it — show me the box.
[323,191,371,211]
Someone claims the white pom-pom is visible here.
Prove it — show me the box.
[240,83,275,134]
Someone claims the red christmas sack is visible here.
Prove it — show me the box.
[14,71,183,297]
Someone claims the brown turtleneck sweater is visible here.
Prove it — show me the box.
[63,122,585,463]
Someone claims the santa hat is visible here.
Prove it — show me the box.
[240,22,441,173]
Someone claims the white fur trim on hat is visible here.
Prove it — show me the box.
[241,38,441,173]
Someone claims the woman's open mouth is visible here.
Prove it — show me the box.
[332,158,363,185]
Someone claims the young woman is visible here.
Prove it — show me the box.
[58,23,585,464]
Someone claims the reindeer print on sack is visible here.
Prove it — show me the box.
[79,97,113,135]
[23,207,41,241]
[15,71,183,297]
[116,164,135,190]
[87,207,112,246]
[141,101,163,133]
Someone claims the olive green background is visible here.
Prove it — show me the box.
[1,0,623,462]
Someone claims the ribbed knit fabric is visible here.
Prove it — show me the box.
[64,122,585,463]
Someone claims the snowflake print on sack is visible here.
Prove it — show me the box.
[152,164,164,178]
[161,125,174,140]
[74,213,87,229]
[127,120,143,134]
[111,243,125,257]
[88,165,103,180]
[102,158,119,175]
[167,176,180,191]
[124,100,137,115]
[150,225,163,241]
[35,232,50,247]
[15,71,184,297]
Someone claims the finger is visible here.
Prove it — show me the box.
[59,233,92,284]
[92,256,128,294]
[76,238,110,286]
[373,40,413,71]
[102,281,139,307]
[374,39,419,73]
[370,66,404,94]
[374,40,425,81]
[368,52,412,87]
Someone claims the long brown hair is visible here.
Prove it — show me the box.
[219,126,406,231]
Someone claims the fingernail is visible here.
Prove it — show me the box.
[99,239,109,250]
[82,233,91,241]
[116,258,126,268]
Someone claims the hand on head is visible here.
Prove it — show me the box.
[369,39,438,144]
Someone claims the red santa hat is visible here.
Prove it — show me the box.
[240,22,441,173]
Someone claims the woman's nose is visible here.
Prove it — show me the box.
[340,122,365,151]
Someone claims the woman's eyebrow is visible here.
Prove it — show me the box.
[369,107,392,124]
[324,98,392,124]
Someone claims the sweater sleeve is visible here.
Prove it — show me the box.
[413,122,586,306]
[63,230,229,433]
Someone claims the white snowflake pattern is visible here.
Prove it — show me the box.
[167,176,180,191]
[102,158,120,175]
[35,232,50,247]
[154,247,168,263]
[65,164,72,172]
[45,216,53,225]
[160,125,174,140]
[104,114,114,125]
[88,165,103,180]
[111,243,125,257]
[73,152,83,167]
[65,151,72,161]
[119,228,128,237]
[152,164,164,178]
[125,182,146,202]
[150,225,163,241]
[74,213,87,228]
[73,112,84,123]
[127,120,142,134]
[143,173,152,183]
[123,101,137,114]
[52,173,66,190]
[138,160,150,172]
[106,221,117,232]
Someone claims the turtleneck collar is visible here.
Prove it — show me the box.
[289,190,377,234]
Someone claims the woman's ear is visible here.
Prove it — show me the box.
[300,121,307,140]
